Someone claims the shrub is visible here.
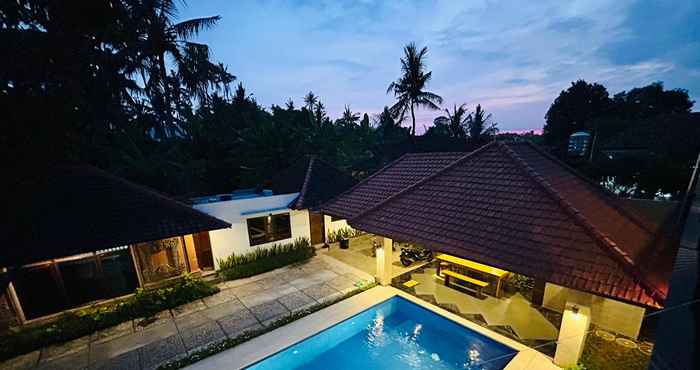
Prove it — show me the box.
[326,227,364,243]
[0,274,218,361]
[217,238,315,280]
[507,273,534,293]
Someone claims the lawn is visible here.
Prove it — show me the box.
[580,333,651,370]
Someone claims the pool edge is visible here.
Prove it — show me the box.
[183,286,560,370]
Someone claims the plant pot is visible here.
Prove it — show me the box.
[339,238,349,249]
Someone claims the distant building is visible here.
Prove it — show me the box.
[567,131,591,157]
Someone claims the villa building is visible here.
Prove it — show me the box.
[320,141,681,365]
[0,165,230,326]
[190,156,356,269]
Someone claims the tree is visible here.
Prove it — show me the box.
[434,104,469,139]
[467,104,498,144]
[386,42,443,136]
[339,105,360,127]
[129,0,234,138]
[544,80,612,155]
[360,113,370,129]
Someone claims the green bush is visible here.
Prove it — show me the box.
[218,237,315,280]
[326,227,364,243]
[0,274,218,361]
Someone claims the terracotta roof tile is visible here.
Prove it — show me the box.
[270,157,356,210]
[343,142,678,307]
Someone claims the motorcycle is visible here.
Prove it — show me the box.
[400,247,433,267]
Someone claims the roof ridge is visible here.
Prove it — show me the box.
[293,156,316,209]
[520,141,657,234]
[499,143,665,303]
[319,153,411,215]
[349,143,499,225]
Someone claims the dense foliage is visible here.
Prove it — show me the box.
[217,238,315,280]
[0,274,217,361]
[544,80,698,198]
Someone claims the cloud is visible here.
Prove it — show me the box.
[178,0,699,132]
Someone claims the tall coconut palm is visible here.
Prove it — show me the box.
[467,104,498,144]
[340,105,360,126]
[303,91,318,111]
[130,0,234,137]
[386,42,443,136]
[434,104,469,139]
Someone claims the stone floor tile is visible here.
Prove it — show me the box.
[202,289,238,307]
[89,349,140,370]
[326,274,357,291]
[134,309,172,331]
[180,321,227,352]
[302,283,341,303]
[174,310,213,332]
[277,291,316,312]
[91,321,134,345]
[138,334,185,370]
[217,309,260,338]
[171,299,206,318]
[249,300,289,323]
[228,281,264,299]
[37,348,88,370]
[201,298,246,321]
[39,335,89,363]
[0,350,40,370]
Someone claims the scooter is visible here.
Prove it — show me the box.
[400,247,433,266]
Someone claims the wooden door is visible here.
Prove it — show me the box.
[309,212,325,245]
[193,232,215,270]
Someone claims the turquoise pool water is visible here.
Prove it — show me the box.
[246,296,517,370]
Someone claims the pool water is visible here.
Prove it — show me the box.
[246,296,517,370]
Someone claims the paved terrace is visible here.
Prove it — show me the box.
[1,256,373,370]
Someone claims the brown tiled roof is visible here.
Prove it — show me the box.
[0,165,231,268]
[347,142,678,307]
[320,152,466,219]
[269,157,356,210]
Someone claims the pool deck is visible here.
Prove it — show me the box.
[185,286,560,370]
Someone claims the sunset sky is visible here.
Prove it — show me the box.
[179,0,699,133]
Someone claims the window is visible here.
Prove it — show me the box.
[247,213,292,246]
[133,237,187,284]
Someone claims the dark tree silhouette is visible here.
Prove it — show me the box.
[467,104,498,144]
[387,42,443,136]
[434,104,469,139]
[544,80,612,155]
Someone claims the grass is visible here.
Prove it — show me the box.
[580,333,651,370]
[0,274,218,361]
[326,228,364,243]
[217,237,315,280]
[158,281,378,370]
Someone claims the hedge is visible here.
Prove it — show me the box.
[217,237,315,281]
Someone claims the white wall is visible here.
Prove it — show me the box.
[194,193,311,269]
[543,283,646,338]
[323,215,356,239]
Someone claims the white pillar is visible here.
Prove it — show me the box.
[554,301,591,367]
[376,237,393,286]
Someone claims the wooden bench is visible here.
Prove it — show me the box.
[442,270,489,298]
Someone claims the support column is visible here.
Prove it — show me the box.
[554,301,591,367]
[376,237,393,286]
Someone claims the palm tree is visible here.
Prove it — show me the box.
[130,0,234,137]
[386,42,443,136]
[434,104,469,139]
[304,91,318,111]
[467,104,498,144]
[340,105,360,126]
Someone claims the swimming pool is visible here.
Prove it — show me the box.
[246,296,518,370]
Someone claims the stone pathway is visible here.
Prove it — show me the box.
[1,256,373,370]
